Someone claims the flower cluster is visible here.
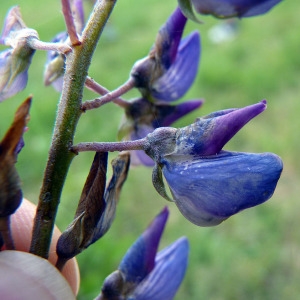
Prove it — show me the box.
[0,0,285,299]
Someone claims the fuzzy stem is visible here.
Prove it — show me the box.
[82,77,135,111]
[72,139,147,153]
[28,38,72,54]
[30,0,117,259]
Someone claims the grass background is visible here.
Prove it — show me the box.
[1,0,300,299]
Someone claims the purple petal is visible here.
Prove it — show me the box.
[156,7,187,68]
[191,0,282,18]
[119,207,169,285]
[151,31,200,102]
[133,237,189,300]
[163,151,283,226]
[175,100,267,156]
[130,8,188,91]
[161,99,203,127]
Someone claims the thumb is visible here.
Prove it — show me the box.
[8,198,80,295]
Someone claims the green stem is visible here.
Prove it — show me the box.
[30,0,117,259]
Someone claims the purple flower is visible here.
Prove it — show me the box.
[118,97,203,166]
[99,208,189,299]
[130,7,201,102]
[131,237,189,300]
[0,7,37,101]
[144,101,283,226]
[179,0,283,19]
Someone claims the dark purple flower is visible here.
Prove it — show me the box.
[144,101,283,226]
[118,97,203,166]
[99,208,189,299]
[0,7,37,101]
[179,0,283,19]
[130,7,201,102]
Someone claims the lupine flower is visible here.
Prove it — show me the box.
[131,237,189,300]
[0,7,37,101]
[130,7,200,102]
[144,100,283,226]
[178,0,283,19]
[118,97,203,166]
[98,207,189,300]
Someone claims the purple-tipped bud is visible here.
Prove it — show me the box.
[130,7,200,102]
[179,0,283,19]
[176,100,267,156]
[132,237,189,300]
[144,101,283,226]
[119,207,169,289]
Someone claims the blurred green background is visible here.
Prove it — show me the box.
[1,0,300,299]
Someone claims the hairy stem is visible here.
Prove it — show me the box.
[72,139,147,153]
[85,76,129,108]
[28,38,72,54]
[82,77,136,111]
[30,0,117,259]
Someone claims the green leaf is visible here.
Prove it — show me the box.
[152,163,173,202]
